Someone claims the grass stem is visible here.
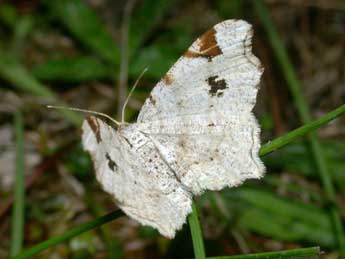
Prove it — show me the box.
[204,246,320,259]
[188,202,206,259]
[260,104,345,156]
[10,111,25,256]
[10,210,124,259]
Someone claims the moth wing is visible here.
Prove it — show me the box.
[138,113,264,195]
[82,117,192,238]
[136,19,264,194]
[137,19,263,122]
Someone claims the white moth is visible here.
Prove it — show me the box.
[82,20,265,238]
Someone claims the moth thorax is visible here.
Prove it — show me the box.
[120,125,147,150]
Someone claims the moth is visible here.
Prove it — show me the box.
[82,20,265,238]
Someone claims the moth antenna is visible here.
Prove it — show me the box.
[121,67,148,123]
[47,105,121,126]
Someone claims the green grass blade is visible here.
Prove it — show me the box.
[84,191,124,259]
[204,246,320,259]
[44,0,120,66]
[10,111,25,256]
[10,210,124,259]
[0,54,82,126]
[129,0,181,54]
[260,104,345,156]
[252,1,311,123]
[188,202,206,259]
[32,56,113,82]
[229,189,335,246]
[253,1,345,257]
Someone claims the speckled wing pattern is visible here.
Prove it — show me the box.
[82,117,192,238]
[82,19,265,238]
[137,19,265,194]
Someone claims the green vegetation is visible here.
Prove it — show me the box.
[1,1,344,258]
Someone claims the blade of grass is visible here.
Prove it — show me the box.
[84,191,124,259]
[0,53,82,126]
[263,142,345,188]
[32,56,113,82]
[260,104,345,156]
[44,0,120,66]
[10,210,124,259]
[10,111,25,256]
[117,0,136,121]
[188,202,206,259]
[253,1,345,257]
[204,246,320,259]
[129,0,181,54]
[234,188,331,232]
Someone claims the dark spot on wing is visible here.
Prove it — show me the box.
[208,123,215,127]
[123,137,133,148]
[86,116,101,143]
[206,76,227,97]
[184,27,222,62]
[105,153,117,171]
[162,73,173,85]
[149,95,156,105]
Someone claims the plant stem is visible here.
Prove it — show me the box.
[188,202,206,259]
[10,111,25,256]
[260,104,345,156]
[10,210,124,259]
[204,246,320,259]
[253,1,345,257]
[84,191,124,259]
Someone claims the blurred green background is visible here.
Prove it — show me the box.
[0,0,345,258]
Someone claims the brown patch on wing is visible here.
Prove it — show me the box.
[184,50,202,59]
[86,116,102,143]
[206,76,227,97]
[184,27,222,61]
[162,73,173,85]
[199,28,222,58]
